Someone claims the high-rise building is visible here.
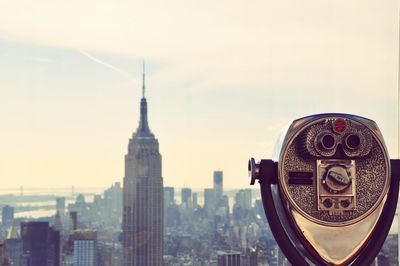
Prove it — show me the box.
[192,192,198,207]
[5,241,22,265]
[235,189,252,210]
[70,211,78,231]
[20,222,61,266]
[233,189,253,222]
[123,65,163,266]
[213,171,223,202]
[164,187,175,207]
[55,197,66,230]
[0,244,5,266]
[56,197,66,216]
[215,195,230,224]
[54,211,63,232]
[217,251,241,266]
[71,230,97,266]
[204,188,216,216]
[248,249,258,266]
[5,220,22,266]
[181,188,192,208]
[104,182,123,221]
[2,205,14,228]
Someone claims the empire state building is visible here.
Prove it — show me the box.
[123,66,163,266]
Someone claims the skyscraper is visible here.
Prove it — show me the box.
[217,251,241,266]
[192,192,198,207]
[20,222,61,266]
[123,65,163,266]
[0,244,5,266]
[181,188,192,208]
[235,189,252,210]
[2,205,14,229]
[104,182,123,221]
[56,197,66,216]
[72,230,97,266]
[164,187,175,207]
[213,171,223,202]
[5,220,22,266]
[69,211,78,231]
[55,197,66,230]
[204,188,216,216]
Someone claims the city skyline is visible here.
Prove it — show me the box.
[0,1,399,189]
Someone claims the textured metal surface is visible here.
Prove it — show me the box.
[280,116,389,226]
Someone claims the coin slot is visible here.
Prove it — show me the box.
[289,171,313,178]
[288,171,313,185]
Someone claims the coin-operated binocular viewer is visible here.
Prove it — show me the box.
[249,114,400,265]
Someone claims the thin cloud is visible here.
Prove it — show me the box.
[4,54,54,63]
[78,49,132,78]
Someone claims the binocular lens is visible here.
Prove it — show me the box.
[345,134,361,150]
[319,134,336,150]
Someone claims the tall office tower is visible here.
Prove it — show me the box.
[164,187,175,207]
[123,65,163,266]
[2,205,14,228]
[235,189,252,210]
[248,249,258,266]
[104,182,123,219]
[192,192,198,207]
[215,195,230,225]
[217,251,241,266]
[0,244,5,266]
[213,171,223,202]
[204,188,216,216]
[5,220,22,266]
[55,197,66,230]
[70,211,78,231]
[21,222,61,266]
[53,212,62,233]
[56,197,66,216]
[71,230,97,266]
[181,188,192,208]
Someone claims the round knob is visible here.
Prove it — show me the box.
[248,158,260,185]
[322,166,351,193]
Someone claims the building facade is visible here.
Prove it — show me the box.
[164,187,175,207]
[20,222,60,266]
[181,188,192,208]
[123,66,163,266]
[204,188,216,217]
[217,251,241,266]
[72,230,97,266]
[192,192,198,207]
[213,171,223,202]
[104,182,123,222]
[56,197,66,216]
[2,205,14,229]
[235,189,252,210]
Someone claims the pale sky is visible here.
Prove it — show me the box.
[0,0,399,189]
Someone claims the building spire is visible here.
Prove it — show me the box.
[142,61,146,98]
[135,62,154,138]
